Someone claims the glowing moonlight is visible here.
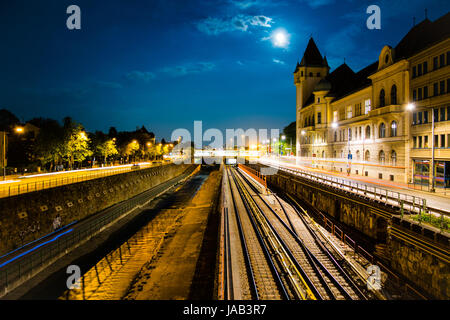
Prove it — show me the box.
[272,29,290,48]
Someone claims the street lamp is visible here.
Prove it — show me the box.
[2,127,25,180]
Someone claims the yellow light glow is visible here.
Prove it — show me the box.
[15,127,24,133]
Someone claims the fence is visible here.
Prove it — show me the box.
[0,163,162,198]
[261,161,450,220]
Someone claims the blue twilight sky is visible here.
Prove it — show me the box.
[0,0,449,140]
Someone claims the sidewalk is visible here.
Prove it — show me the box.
[263,157,450,213]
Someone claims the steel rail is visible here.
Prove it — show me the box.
[237,167,360,300]
[282,193,368,300]
[229,168,291,300]
[231,167,315,300]
[225,167,259,299]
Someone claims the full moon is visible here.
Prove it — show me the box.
[271,29,290,48]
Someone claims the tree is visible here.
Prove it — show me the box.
[0,109,20,131]
[97,139,118,164]
[34,119,65,170]
[282,121,296,155]
[63,121,93,168]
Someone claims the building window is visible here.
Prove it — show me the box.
[355,103,362,116]
[356,150,360,161]
[441,135,445,148]
[433,56,438,69]
[440,54,445,68]
[418,112,422,124]
[365,125,371,139]
[348,127,352,141]
[412,112,417,125]
[440,107,446,122]
[334,131,337,142]
[391,121,397,137]
[309,72,313,77]
[379,150,385,164]
[317,112,322,124]
[424,135,428,148]
[447,106,450,121]
[390,85,397,105]
[413,89,417,101]
[434,83,438,96]
[379,122,386,138]
[419,136,422,148]
[423,61,428,74]
[413,136,417,148]
[379,89,385,107]
[333,150,337,158]
[317,72,320,77]
[423,86,428,99]
[435,135,438,147]
[391,150,397,166]
[418,87,422,100]
[412,66,417,78]
[364,99,371,114]
[418,64,422,76]
[440,81,445,95]
[365,150,370,161]
[434,108,439,122]
[301,71,303,76]
[347,105,352,119]
[424,110,428,123]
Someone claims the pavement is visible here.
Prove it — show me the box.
[260,157,450,213]
[0,161,169,198]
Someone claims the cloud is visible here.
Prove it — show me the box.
[229,0,285,9]
[196,14,273,35]
[125,71,156,83]
[161,62,216,77]
[272,58,285,65]
[237,60,245,66]
[93,81,123,89]
[300,0,335,8]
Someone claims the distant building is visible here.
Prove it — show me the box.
[295,12,450,189]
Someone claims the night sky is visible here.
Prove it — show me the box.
[1,0,449,140]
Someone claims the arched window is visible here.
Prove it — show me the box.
[391,120,397,137]
[322,150,325,158]
[379,123,386,138]
[356,150,360,161]
[391,150,397,166]
[365,150,370,161]
[333,150,337,158]
[379,89,385,108]
[391,84,397,105]
[379,150,385,164]
[340,150,344,158]
[334,131,337,142]
[365,125,371,139]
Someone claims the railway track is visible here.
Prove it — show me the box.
[225,165,369,300]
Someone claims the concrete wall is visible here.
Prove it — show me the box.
[264,168,449,299]
[266,169,392,242]
[0,164,192,255]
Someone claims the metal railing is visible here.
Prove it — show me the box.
[0,163,164,198]
[0,166,192,296]
[262,161,450,231]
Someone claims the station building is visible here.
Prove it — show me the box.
[295,12,450,189]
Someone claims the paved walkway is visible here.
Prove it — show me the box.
[261,157,450,213]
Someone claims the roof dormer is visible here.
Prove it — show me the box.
[378,45,395,70]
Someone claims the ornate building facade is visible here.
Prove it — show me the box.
[295,13,450,188]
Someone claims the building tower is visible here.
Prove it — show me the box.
[294,37,329,157]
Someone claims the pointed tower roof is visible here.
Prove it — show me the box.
[299,37,325,67]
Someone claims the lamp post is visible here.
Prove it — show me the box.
[281,135,286,157]
[406,103,416,188]
[431,106,435,192]
[2,127,25,180]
